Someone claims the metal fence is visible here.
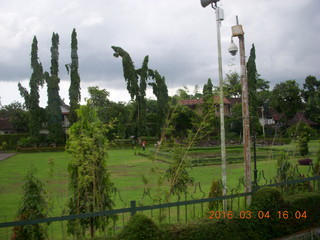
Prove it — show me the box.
[1,174,320,239]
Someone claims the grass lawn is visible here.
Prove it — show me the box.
[0,140,318,238]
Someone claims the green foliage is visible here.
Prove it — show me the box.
[17,146,65,153]
[18,36,45,141]
[158,192,320,240]
[276,152,292,182]
[148,70,169,137]
[45,32,64,144]
[165,144,194,195]
[224,73,240,98]
[117,214,161,240]
[302,75,320,123]
[12,168,48,240]
[112,46,150,136]
[251,187,284,211]
[284,192,320,228]
[0,101,29,132]
[0,133,29,149]
[247,44,258,114]
[270,80,303,119]
[298,133,309,156]
[227,103,242,135]
[88,86,110,122]
[286,122,315,138]
[66,104,116,238]
[208,179,222,210]
[169,104,197,138]
[67,28,81,124]
[2,141,8,150]
[202,78,214,115]
[313,145,320,175]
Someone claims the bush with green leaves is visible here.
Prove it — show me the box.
[66,104,116,238]
[207,179,222,210]
[12,168,48,240]
[117,214,160,240]
[298,132,309,156]
[2,141,8,150]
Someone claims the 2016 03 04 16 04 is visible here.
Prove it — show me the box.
[208,210,307,220]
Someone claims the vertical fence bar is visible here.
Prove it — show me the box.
[201,202,204,217]
[185,195,188,223]
[130,201,136,216]
[177,205,180,223]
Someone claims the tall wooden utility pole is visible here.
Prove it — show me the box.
[231,18,252,205]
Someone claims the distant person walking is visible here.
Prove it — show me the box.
[142,141,146,151]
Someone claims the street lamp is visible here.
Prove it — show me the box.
[228,17,252,204]
[200,0,227,211]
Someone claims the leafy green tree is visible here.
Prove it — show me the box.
[302,75,320,122]
[246,45,271,129]
[0,101,29,132]
[111,46,148,136]
[193,84,203,99]
[169,104,197,138]
[298,132,309,156]
[67,28,81,124]
[87,86,110,122]
[107,101,132,138]
[227,102,243,135]
[270,80,304,119]
[225,72,241,98]
[87,86,132,139]
[66,104,116,238]
[148,70,169,136]
[174,86,191,100]
[202,78,214,113]
[46,32,64,144]
[12,168,48,240]
[247,44,258,114]
[18,36,45,141]
[165,144,194,195]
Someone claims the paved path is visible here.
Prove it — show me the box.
[0,153,17,162]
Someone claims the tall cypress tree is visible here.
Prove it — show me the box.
[46,32,64,143]
[67,28,81,124]
[67,104,116,238]
[111,46,148,136]
[148,69,169,136]
[18,36,44,141]
[247,44,258,115]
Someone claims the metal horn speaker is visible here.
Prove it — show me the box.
[200,0,219,8]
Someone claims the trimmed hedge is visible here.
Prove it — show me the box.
[109,137,158,149]
[0,133,29,149]
[117,214,161,240]
[114,189,320,240]
[17,146,65,153]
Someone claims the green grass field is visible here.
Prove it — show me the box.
[0,140,319,238]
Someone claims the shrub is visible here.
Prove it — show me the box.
[208,179,222,210]
[298,134,309,156]
[251,187,284,211]
[0,133,29,149]
[117,214,160,240]
[12,168,48,240]
[2,141,8,150]
[153,191,320,240]
[298,158,312,165]
[17,146,65,153]
[284,192,320,231]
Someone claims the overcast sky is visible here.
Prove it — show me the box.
[0,0,319,107]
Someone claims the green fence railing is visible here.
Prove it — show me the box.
[1,175,319,230]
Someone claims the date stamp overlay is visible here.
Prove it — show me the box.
[208,210,307,220]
